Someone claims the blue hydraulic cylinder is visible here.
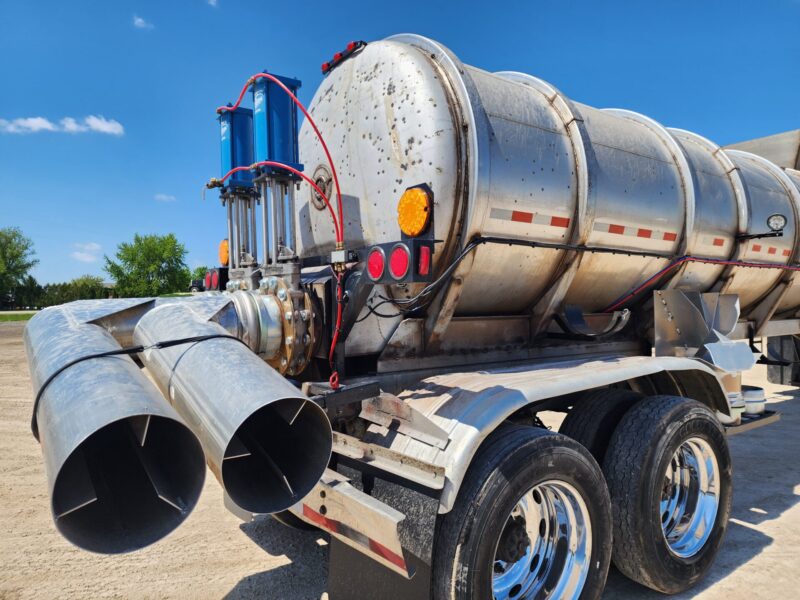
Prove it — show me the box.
[218,107,254,189]
[252,73,303,176]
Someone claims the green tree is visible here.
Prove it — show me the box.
[191,266,208,281]
[0,227,38,300]
[70,275,107,300]
[13,275,43,308]
[104,233,190,297]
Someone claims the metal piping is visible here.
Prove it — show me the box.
[268,181,279,261]
[226,197,234,270]
[249,196,258,264]
[232,196,240,269]
[24,305,206,554]
[285,183,297,254]
[133,301,332,514]
[260,183,269,266]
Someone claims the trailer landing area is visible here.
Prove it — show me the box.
[0,321,797,599]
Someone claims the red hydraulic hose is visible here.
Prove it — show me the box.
[328,271,345,388]
[217,73,344,244]
[218,161,340,241]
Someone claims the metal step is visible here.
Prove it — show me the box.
[725,410,781,436]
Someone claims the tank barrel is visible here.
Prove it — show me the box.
[133,302,332,514]
[24,305,206,554]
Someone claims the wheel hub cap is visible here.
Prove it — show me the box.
[492,480,592,600]
[660,436,720,558]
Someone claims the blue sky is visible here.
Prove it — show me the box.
[1,0,798,283]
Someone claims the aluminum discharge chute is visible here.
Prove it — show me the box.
[133,301,332,514]
[25,304,206,554]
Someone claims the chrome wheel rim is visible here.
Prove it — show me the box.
[660,436,720,558]
[492,480,592,600]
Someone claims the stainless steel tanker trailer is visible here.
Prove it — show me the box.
[24,34,800,599]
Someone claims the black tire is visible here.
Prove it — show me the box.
[559,388,643,464]
[432,425,613,600]
[603,396,732,594]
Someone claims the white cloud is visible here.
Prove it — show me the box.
[60,117,87,133]
[74,242,102,252]
[208,0,218,6]
[71,242,102,263]
[133,15,154,29]
[0,117,58,133]
[154,193,177,202]
[0,115,124,136]
[84,115,124,135]
[71,252,99,263]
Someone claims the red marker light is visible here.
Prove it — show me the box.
[367,248,385,280]
[389,245,410,280]
[418,245,431,276]
[346,41,356,52]
[204,272,212,289]
[321,62,330,74]
[211,271,219,290]
[333,52,343,62]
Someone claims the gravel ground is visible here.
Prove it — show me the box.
[1,320,798,599]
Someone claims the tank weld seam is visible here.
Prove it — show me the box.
[30,333,247,440]
[587,140,677,166]
[482,111,565,137]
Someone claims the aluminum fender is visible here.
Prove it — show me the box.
[377,355,729,513]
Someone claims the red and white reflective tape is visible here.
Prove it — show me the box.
[748,242,789,256]
[592,221,677,242]
[490,207,570,229]
[302,504,407,572]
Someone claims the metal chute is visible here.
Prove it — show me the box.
[133,301,332,514]
[25,305,206,554]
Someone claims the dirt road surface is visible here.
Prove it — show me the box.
[1,320,798,599]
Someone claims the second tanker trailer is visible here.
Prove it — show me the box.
[24,34,800,599]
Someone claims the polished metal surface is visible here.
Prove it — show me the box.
[492,480,592,600]
[24,303,206,553]
[133,301,332,514]
[298,34,800,343]
[653,290,755,373]
[366,354,729,513]
[660,437,720,558]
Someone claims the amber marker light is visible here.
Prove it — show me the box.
[397,187,431,237]
[218,239,229,266]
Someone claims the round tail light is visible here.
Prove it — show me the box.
[389,244,410,280]
[204,271,212,290]
[367,248,385,281]
[211,270,219,290]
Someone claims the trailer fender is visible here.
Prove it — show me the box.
[375,354,729,513]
